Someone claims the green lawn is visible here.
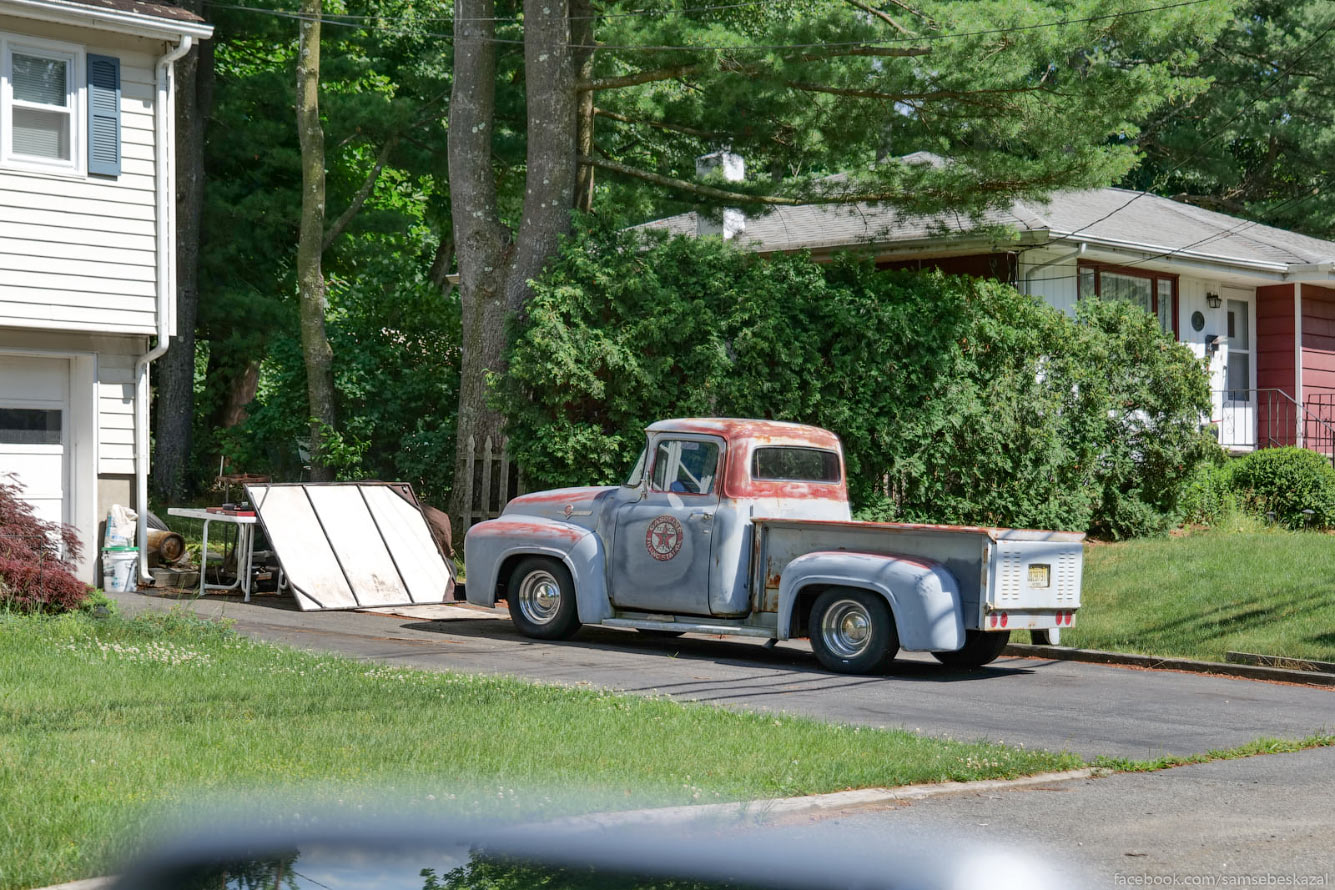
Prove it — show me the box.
[0,610,1080,890]
[1066,527,1335,662]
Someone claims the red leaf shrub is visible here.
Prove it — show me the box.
[0,473,89,612]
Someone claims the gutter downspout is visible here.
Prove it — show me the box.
[1024,241,1086,297]
[134,33,193,583]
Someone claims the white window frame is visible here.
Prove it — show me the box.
[0,34,85,176]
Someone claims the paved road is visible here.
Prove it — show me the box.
[111,591,1335,760]
[758,746,1335,887]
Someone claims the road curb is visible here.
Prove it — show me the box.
[549,768,1101,829]
[1004,643,1335,688]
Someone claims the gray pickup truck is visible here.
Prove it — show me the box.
[464,418,1083,673]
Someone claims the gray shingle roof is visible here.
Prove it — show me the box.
[638,186,1335,268]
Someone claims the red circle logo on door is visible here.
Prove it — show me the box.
[645,515,684,561]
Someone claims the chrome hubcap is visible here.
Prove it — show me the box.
[822,599,873,658]
[518,570,562,625]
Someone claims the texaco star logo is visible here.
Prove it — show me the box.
[645,514,684,561]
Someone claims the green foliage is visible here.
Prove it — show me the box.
[1128,0,1335,239]
[1178,459,1240,528]
[1225,447,1335,530]
[219,252,462,503]
[497,223,1217,536]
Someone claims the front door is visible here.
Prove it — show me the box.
[1220,288,1256,449]
[610,436,721,616]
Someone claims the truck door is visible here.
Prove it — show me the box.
[610,436,721,616]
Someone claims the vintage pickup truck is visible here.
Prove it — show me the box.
[464,418,1083,673]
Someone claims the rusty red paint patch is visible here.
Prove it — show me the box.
[645,514,684,561]
[474,519,583,543]
[507,487,609,506]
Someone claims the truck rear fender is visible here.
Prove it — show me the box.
[777,551,964,652]
[463,516,612,624]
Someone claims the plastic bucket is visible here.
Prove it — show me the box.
[102,547,138,593]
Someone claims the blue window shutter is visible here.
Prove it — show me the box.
[86,54,121,177]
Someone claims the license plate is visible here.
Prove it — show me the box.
[1027,564,1050,588]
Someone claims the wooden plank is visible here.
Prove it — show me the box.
[248,485,356,610]
[362,485,452,603]
[305,486,408,607]
[499,438,511,511]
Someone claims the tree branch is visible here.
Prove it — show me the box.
[579,155,1081,207]
[322,134,398,253]
[842,0,909,35]
[594,107,724,139]
[783,81,1049,102]
[577,45,931,92]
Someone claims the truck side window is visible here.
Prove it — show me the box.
[650,439,719,495]
[751,447,841,483]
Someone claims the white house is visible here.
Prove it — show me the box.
[0,0,211,583]
[644,153,1335,460]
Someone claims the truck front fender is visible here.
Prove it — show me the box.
[777,551,964,652]
[463,515,612,624]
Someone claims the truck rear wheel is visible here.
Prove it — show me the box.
[932,630,1010,669]
[506,557,581,641]
[809,588,898,674]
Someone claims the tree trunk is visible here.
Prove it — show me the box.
[295,0,337,482]
[572,0,595,212]
[503,0,579,315]
[447,0,581,535]
[153,4,213,502]
[446,0,512,533]
[220,359,260,429]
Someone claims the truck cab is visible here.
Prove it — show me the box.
[465,418,1083,674]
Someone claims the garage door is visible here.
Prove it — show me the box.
[0,355,70,533]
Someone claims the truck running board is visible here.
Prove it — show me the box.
[602,617,777,638]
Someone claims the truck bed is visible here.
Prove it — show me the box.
[751,518,1084,631]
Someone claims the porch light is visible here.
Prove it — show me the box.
[1206,291,1222,309]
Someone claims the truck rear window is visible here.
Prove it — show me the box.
[751,447,841,483]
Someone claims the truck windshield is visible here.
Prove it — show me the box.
[751,447,841,483]
[624,447,647,486]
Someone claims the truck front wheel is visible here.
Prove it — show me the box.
[506,557,582,641]
[932,630,1010,669]
[809,588,899,674]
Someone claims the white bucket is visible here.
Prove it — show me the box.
[102,547,138,593]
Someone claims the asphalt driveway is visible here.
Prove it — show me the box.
[109,590,1334,760]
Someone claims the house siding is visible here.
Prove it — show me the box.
[1254,283,1297,447]
[1300,285,1335,393]
[0,16,158,336]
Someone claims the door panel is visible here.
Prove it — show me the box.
[610,437,721,616]
[0,356,70,535]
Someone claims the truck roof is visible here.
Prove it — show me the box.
[646,418,842,450]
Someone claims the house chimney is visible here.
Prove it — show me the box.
[695,151,745,240]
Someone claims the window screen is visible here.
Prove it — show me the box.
[0,408,62,445]
[751,447,840,483]
[10,51,72,162]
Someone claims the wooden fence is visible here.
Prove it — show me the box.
[458,435,524,532]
